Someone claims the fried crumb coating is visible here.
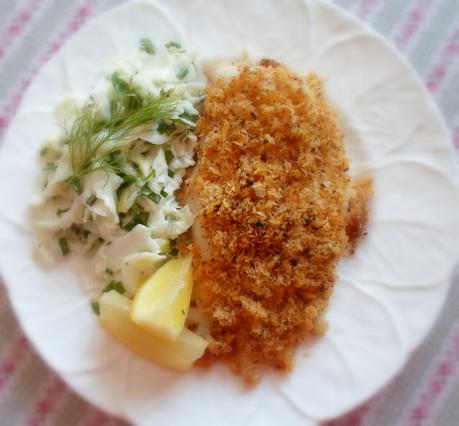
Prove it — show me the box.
[187,60,372,383]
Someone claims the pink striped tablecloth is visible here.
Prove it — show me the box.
[0,1,458,425]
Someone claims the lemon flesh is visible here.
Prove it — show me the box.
[131,255,193,341]
[99,290,207,371]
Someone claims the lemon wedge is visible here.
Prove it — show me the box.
[99,290,207,371]
[130,255,193,341]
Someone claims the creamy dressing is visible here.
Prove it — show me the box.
[31,40,205,295]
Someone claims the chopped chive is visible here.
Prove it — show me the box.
[86,194,97,206]
[69,176,82,193]
[102,281,125,295]
[130,160,141,171]
[176,67,189,80]
[110,72,131,94]
[139,38,155,54]
[56,208,69,217]
[160,189,168,198]
[181,309,185,316]
[74,228,91,242]
[123,220,136,232]
[105,267,114,275]
[120,172,138,184]
[43,162,57,172]
[107,149,122,163]
[123,216,134,232]
[157,121,176,135]
[164,147,174,164]
[147,191,161,204]
[88,237,105,253]
[139,185,161,204]
[136,211,150,225]
[58,237,70,256]
[160,88,173,98]
[124,211,149,231]
[129,203,141,216]
[167,169,175,178]
[169,248,178,257]
[165,214,178,222]
[178,111,198,123]
[146,168,156,179]
[165,41,181,49]
[91,301,100,315]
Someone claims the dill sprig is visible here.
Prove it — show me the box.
[65,74,178,187]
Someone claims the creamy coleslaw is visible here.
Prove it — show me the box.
[30,39,205,297]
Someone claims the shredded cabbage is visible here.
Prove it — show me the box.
[31,40,205,290]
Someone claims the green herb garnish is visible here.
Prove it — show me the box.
[69,176,82,193]
[56,208,69,217]
[164,146,174,164]
[110,72,144,116]
[65,84,177,186]
[168,240,178,256]
[165,41,181,49]
[119,172,138,184]
[105,267,114,275]
[160,189,168,198]
[58,237,70,255]
[43,162,57,172]
[157,121,176,135]
[103,281,125,295]
[74,227,91,242]
[177,67,189,80]
[91,301,100,315]
[139,185,161,204]
[167,169,175,178]
[86,194,97,206]
[88,237,105,253]
[178,111,198,123]
[147,191,161,204]
[124,210,149,231]
[165,214,178,222]
[139,38,155,54]
[110,72,131,95]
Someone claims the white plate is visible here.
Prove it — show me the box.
[1,0,459,424]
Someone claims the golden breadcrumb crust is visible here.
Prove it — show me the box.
[187,61,372,383]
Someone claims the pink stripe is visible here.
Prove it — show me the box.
[425,26,459,93]
[0,334,29,393]
[327,401,372,426]
[79,408,116,426]
[354,0,383,20]
[25,375,67,426]
[406,326,459,426]
[0,1,95,133]
[0,0,46,60]
[394,0,434,49]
